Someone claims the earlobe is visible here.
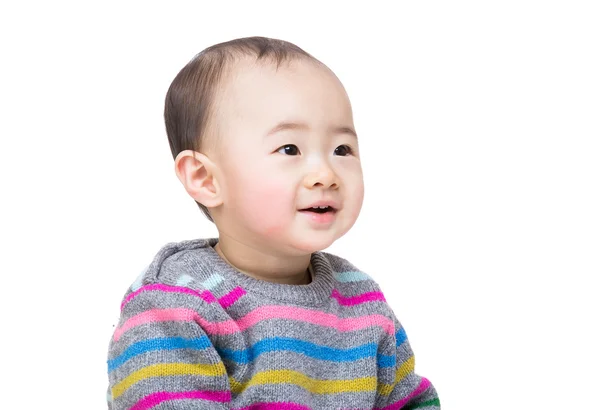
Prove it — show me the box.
[174,150,223,208]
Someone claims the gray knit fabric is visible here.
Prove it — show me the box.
[107,237,440,409]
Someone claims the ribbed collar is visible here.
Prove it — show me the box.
[181,238,335,306]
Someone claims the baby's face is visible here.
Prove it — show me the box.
[212,58,364,255]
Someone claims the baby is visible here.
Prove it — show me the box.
[107,36,439,409]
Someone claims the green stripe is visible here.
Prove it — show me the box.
[405,398,441,409]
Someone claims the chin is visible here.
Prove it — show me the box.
[291,235,337,254]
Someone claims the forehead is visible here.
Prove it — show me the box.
[214,57,354,138]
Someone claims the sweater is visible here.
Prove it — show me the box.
[106,237,440,409]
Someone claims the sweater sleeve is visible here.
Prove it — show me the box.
[106,284,231,409]
[375,314,440,409]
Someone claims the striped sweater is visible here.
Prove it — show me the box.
[107,238,440,409]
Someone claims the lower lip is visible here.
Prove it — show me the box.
[299,210,337,224]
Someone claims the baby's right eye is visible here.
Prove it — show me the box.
[277,144,300,155]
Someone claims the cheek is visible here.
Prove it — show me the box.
[236,175,294,236]
[355,181,365,209]
[345,169,365,217]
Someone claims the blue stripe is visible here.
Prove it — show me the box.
[216,337,395,368]
[396,328,407,346]
[334,271,371,282]
[130,265,148,291]
[107,337,211,372]
[377,353,397,368]
[203,273,224,290]
[176,274,194,287]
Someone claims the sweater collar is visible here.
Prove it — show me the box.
[183,237,335,306]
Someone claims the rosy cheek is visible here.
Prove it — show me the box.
[245,182,291,237]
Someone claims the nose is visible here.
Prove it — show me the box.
[303,162,340,190]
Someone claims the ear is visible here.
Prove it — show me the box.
[174,150,223,209]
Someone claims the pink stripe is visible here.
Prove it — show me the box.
[121,284,203,311]
[331,289,386,306]
[375,377,432,410]
[218,286,247,308]
[113,308,241,341]
[235,306,395,335]
[131,390,230,410]
[233,403,312,410]
[198,306,393,335]
[113,308,199,341]
[114,306,395,342]
[200,290,217,303]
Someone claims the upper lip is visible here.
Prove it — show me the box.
[299,200,340,211]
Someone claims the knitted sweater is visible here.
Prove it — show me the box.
[106,238,440,409]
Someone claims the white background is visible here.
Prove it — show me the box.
[1,1,598,408]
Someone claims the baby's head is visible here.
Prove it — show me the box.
[165,37,364,255]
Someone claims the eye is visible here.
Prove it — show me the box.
[277,144,300,155]
[334,145,354,156]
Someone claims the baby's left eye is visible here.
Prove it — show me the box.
[334,145,353,156]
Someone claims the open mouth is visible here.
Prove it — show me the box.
[300,206,336,214]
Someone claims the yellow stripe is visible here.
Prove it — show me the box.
[377,356,415,396]
[112,362,226,399]
[229,370,376,395]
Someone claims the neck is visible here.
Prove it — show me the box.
[213,236,311,285]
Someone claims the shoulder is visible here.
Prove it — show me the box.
[319,252,408,346]
[128,238,220,289]
[319,251,380,288]
[119,238,222,313]
[318,251,393,315]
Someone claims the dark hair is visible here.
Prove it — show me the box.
[164,36,318,222]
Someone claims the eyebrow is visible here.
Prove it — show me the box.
[265,121,358,140]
